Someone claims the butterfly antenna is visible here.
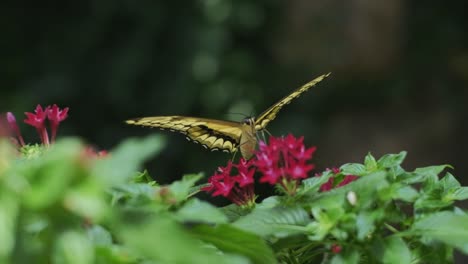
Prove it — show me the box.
[264,128,272,137]
[231,149,238,161]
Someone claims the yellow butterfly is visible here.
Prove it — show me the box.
[126,73,330,159]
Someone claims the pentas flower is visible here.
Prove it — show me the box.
[6,112,25,146]
[202,158,256,207]
[47,104,69,143]
[3,104,69,147]
[24,105,50,145]
[83,146,109,159]
[331,244,342,254]
[254,134,316,195]
[317,167,358,192]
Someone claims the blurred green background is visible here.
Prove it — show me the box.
[2,2,467,188]
[2,0,468,261]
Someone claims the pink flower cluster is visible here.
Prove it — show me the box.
[203,134,317,204]
[5,104,68,146]
[254,135,316,189]
[202,158,256,207]
[203,134,360,205]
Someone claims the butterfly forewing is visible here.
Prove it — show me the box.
[254,73,331,131]
[126,116,242,153]
[126,73,330,158]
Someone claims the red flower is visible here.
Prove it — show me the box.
[47,104,69,142]
[83,146,109,159]
[331,244,342,254]
[6,112,25,146]
[202,158,256,207]
[24,105,50,145]
[318,168,358,192]
[253,134,316,195]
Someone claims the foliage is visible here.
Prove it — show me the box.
[0,134,468,264]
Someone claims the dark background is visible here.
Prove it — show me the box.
[2,0,468,260]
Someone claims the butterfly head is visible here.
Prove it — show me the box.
[241,117,256,126]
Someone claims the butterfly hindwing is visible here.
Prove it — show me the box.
[254,73,331,131]
[126,116,242,153]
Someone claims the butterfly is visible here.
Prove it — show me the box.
[126,73,330,159]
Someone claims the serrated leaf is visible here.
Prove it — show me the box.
[377,151,407,168]
[233,207,309,238]
[190,224,276,264]
[176,198,228,224]
[340,163,366,176]
[411,211,468,254]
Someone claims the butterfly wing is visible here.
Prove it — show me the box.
[254,73,331,130]
[126,116,242,153]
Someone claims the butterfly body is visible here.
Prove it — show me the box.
[126,73,330,159]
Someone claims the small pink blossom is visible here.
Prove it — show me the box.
[24,105,50,145]
[253,134,316,195]
[47,104,69,142]
[202,158,256,207]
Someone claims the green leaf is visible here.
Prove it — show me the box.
[307,207,345,241]
[356,212,375,241]
[410,165,452,184]
[168,173,203,202]
[93,135,166,185]
[220,204,250,222]
[393,185,419,202]
[364,152,378,171]
[176,198,228,224]
[372,236,411,264]
[439,172,460,189]
[233,207,309,238]
[311,171,388,210]
[297,170,333,195]
[258,196,281,209]
[119,214,244,264]
[440,173,468,202]
[87,225,113,246]
[53,230,95,264]
[340,163,366,176]
[20,139,84,210]
[191,224,276,264]
[63,180,109,222]
[377,151,407,169]
[410,211,468,254]
[450,187,468,201]
[330,248,360,264]
[0,192,19,259]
